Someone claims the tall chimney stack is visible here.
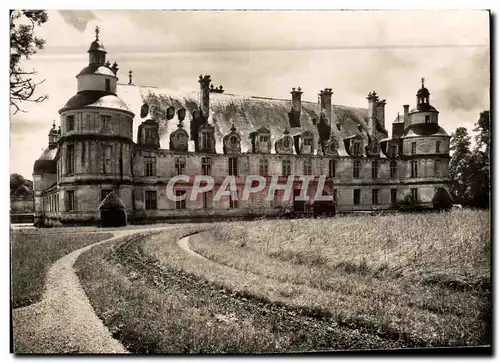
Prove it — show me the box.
[319,88,333,125]
[366,91,379,138]
[403,104,410,129]
[291,87,303,114]
[198,74,211,118]
[376,99,386,131]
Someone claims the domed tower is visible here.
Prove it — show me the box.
[400,78,452,207]
[57,27,135,224]
[32,121,59,226]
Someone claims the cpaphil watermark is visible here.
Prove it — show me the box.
[164,175,333,202]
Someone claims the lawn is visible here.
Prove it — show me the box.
[75,209,491,353]
[11,230,113,308]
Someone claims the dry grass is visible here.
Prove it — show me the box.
[185,209,491,347]
[10,230,113,308]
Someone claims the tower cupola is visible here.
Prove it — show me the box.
[48,120,59,148]
[416,77,430,106]
[88,26,107,65]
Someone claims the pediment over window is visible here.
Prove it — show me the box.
[323,137,340,156]
[170,123,189,152]
[275,129,294,155]
[293,130,314,155]
[223,124,241,154]
[366,141,380,157]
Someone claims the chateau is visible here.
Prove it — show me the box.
[33,29,452,226]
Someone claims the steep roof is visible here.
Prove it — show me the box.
[33,146,57,174]
[117,84,380,155]
[403,123,449,138]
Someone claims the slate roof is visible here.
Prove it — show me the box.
[117,84,382,156]
[59,91,133,114]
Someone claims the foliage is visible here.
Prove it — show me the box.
[10,10,49,114]
[10,173,33,193]
[449,111,490,208]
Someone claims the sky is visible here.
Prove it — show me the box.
[9,9,490,179]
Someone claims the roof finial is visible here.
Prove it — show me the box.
[95,25,100,41]
[128,70,133,85]
[52,120,56,128]
[421,77,425,88]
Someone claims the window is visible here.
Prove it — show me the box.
[101,115,111,129]
[66,143,75,175]
[411,188,418,203]
[202,157,212,175]
[411,142,417,155]
[175,157,186,175]
[228,157,238,176]
[329,159,336,178]
[259,159,269,176]
[259,135,268,143]
[353,189,360,205]
[67,115,75,131]
[202,132,211,150]
[390,160,398,178]
[229,193,238,208]
[100,189,113,203]
[425,115,430,123]
[353,159,361,178]
[101,145,112,174]
[176,190,186,209]
[144,157,156,177]
[56,194,59,212]
[282,159,291,177]
[303,138,312,147]
[353,142,361,156]
[145,190,157,210]
[145,129,155,144]
[66,190,75,211]
[390,144,397,156]
[203,191,212,209]
[303,158,312,175]
[372,189,379,205]
[411,160,418,178]
[333,189,338,203]
[371,160,379,178]
[434,160,440,177]
[391,189,397,204]
[105,78,110,92]
[436,141,441,153]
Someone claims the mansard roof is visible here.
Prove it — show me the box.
[118,84,381,155]
[59,91,133,114]
[402,123,449,138]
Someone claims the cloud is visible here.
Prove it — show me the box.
[437,48,490,112]
[58,10,99,32]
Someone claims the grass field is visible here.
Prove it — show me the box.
[75,209,491,353]
[11,230,113,308]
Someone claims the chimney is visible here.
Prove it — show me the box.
[291,87,303,114]
[376,99,386,131]
[319,88,333,125]
[198,74,211,118]
[366,91,379,138]
[403,104,410,128]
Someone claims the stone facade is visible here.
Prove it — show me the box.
[32,30,452,226]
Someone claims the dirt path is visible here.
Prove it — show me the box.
[12,227,171,354]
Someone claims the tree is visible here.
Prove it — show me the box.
[449,127,472,205]
[10,173,33,193]
[468,111,491,208]
[10,10,49,114]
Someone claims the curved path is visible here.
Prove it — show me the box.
[12,226,171,354]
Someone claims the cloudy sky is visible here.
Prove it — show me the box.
[10,9,490,178]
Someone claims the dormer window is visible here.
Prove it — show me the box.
[230,135,239,147]
[283,138,291,149]
[390,144,397,156]
[105,78,110,92]
[259,135,268,143]
[145,129,155,144]
[202,132,211,149]
[353,142,361,156]
[304,138,312,147]
[425,115,430,123]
